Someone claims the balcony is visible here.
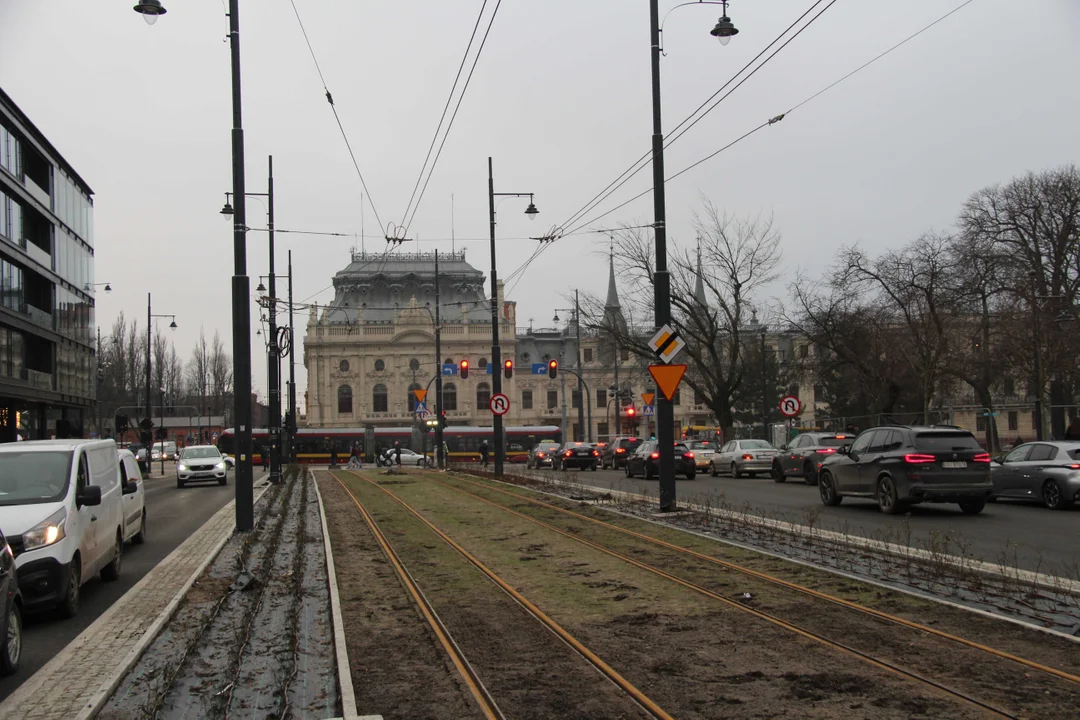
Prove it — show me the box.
[27,369,56,391]
[25,303,53,330]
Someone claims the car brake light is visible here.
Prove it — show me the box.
[741,454,753,460]
[684,452,695,459]
[904,453,936,464]
[616,448,626,453]
[592,450,599,456]
[973,453,991,463]
[1068,464,1080,470]
[564,451,573,457]
[818,448,836,454]
[650,452,660,459]
[537,452,544,458]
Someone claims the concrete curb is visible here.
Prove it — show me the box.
[72,476,273,719]
[312,469,363,720]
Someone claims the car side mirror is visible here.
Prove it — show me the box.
[994,455,1005,464]
[123,481,138,495]
[778,444,787,451]
[77,485,102,507]
[837,445,849,456]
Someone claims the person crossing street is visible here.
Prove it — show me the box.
[479,439,490,469]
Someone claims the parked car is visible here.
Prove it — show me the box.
[625,441,696,480]
[552,442,600,471]
[818,426,992,515]
[118,450,147,545]
[991,441,1080,509]
[710,439,778,478]
[176,445,228,488]
[772,432,857,485]
[526,442,561,469]
[0,527,22,675]
[684,439,718,472]
[600,437,643,470]
[0,439,127,617]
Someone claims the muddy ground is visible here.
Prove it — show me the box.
[101,468,338,719]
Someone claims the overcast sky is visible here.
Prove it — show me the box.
[1,0,1077,414]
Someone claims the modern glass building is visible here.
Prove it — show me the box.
[0,86,95,441]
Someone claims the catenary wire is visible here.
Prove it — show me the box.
[403,0,504,235]
[399,0,490,228]
[288,0,386,235]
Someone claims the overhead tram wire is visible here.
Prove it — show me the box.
[403,0,504,235]
[398,0,490,228]
[288,0,386,236]
[553,0,830,237]
[510,0,974,284]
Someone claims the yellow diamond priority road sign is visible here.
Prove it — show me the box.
[648,324,685,364]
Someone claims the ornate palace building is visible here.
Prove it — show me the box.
[303,250,816,442]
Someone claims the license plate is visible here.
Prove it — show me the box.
[576,452,589,456]
[942,461,966,469]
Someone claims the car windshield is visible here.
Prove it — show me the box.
[619,439,643,449]
[183,447,221,459]
[816,436,852,447]
[675,444,689,452]
[741,440,773,449]
[538,443,559,451]
[914,432,981,452]
[0,451,73,506]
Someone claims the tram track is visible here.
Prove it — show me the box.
[411,470,1080,719]
[330,471,673,720]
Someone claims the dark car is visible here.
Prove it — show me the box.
[625,441,696,480]
[818,426,992,515]
[552,442,600,471]
[772,432,857,485]
[0,528,22,676]
[991,441,1080,509]
[526,441,561,469]
[600,437,643,470]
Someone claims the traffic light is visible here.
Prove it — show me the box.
[548,359,558,379]
[140,430,152,446]
[115,414,129,434]
[503,359,513,379]
[156,428,167,440]
[439,410,448,429]
[459,359,470,379]
[608,384,617,395]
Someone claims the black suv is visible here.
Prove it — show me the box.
[600,437,643,470]
[625,441,697,480]
[818,426,992,514]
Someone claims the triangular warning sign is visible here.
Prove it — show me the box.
[413,389,427,402]
[641,393,655,407]
[648,364,686,402]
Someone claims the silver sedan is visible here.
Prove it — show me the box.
[710,439,778,478]
[991,441,1080,509]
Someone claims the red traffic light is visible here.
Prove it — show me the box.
[459,359,470,379]
[503,359,513,379]
[626,406,636,417]
[548,359,558,379]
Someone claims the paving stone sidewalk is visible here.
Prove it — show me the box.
[0,479,270,720]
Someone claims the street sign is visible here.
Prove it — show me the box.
[441,363,458,376]
[779,395,802,417]
[641,392,655,406]
[489,393,510,416]
[642,404,655,417]
[531,363,547,375]
[648,364,687,402]
[415,401,429,418]
[413,388,427,402]
[648,324,686,364]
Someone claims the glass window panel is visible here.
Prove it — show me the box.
[11,330,23,378]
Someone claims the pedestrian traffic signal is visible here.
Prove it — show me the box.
[503,359,513,379]
[459,359,470,379]
[548,359,558,379]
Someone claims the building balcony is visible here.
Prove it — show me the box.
[25,302,53,330]
[27,368,56,391]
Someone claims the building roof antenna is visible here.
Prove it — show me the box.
[451,193,456,255]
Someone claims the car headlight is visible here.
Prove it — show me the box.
[23,508,67,552]
[215,462,226,470]
[178,464,189,472]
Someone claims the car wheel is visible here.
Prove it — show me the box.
[803,462,818,486]
[59,560,81,618]
[1042,480,1069,510]
[176,477,185,488]
[133,509,147,545]
[0,601,21,676]
[101,532,123,581]
[590,464,598,472]
[219,476,227,486]
[819,471,842,506]
[876,476,904,515]
[772,462,786,483]
[731,463,741,479]
[958,498,986,515]
[625,464,633,478]
[645,464,655,480]
[709,462,718,478]
[685,470,696,480]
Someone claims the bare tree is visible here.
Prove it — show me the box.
[209,331,233,422]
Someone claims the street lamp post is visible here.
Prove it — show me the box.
[434,251,445,469]
[146,292,176,475]
[487,157,539,477]
[648,0,737,511]
[136,0,256,531]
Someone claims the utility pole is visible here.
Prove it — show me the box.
[288,250,296,461]
[146,294,152,450]
[560,364,568,441]
[761,329,769,443]
[266,155,281,484]
[435,251,445,469]
[613,349,620,437]
[575,290,586,441]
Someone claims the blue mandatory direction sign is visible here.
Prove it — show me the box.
[531,363,547,375]
[442,363,458,376]
[642,404,655,417]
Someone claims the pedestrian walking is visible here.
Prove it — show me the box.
[394,440,402,468]
[478,440,490,469]
[1065,417,1080,441]
[329,448,338,468]
[347,444,362,469]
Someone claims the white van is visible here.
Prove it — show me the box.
[0,439,132,617]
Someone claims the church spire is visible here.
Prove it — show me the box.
[605,250,621,310]
[694,238,707,307]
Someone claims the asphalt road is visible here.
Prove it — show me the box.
[0,470,237,701]
[567,467,1079,576]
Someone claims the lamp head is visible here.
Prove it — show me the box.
[168,319,177,330]
[711,15,738,44]
[104,283,113,293]
[220,198,234,218]
[256,281,266,293]
[133,0,167,25]
[553,311,560,322]
[524,198,539,221]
